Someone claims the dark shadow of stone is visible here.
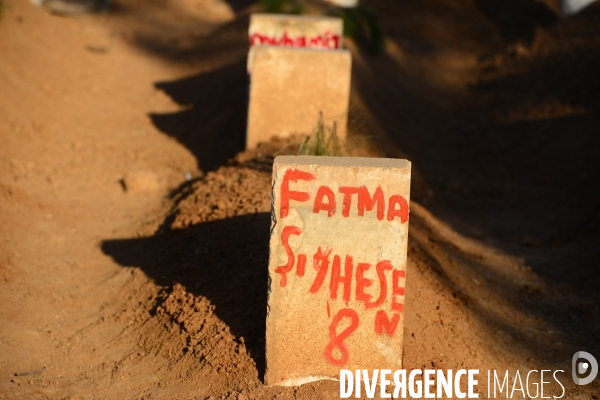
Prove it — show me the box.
[101,213,270,378]
[150,61,249,172]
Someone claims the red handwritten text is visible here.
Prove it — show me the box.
[324,308,359,365]
[276,168,408,366]
[250,30,341,50]
[280,168,409,223]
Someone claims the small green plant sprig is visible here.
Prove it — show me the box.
[298,112,344,157]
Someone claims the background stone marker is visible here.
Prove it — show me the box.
[246,47,351,149]
[266,155,411,386]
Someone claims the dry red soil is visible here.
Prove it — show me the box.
[0,0,599,399]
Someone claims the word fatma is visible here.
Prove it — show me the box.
[280,169,409,222]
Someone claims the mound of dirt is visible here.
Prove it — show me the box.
[169,140,287,229]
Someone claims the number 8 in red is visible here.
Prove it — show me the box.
[323,308,360,366]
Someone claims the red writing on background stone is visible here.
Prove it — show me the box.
[249,31,340,49]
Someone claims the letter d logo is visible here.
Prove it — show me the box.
[572,351,598,385]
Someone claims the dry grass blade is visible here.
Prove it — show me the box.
[298,112,344,157]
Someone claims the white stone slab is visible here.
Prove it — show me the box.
[266,155,411,386]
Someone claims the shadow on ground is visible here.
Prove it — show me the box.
[354,0,600,291]
[103,0,253,171]
[223,0,255,13]
[150,61,249,171]
[101,213,271,375]
[473,0,558,43]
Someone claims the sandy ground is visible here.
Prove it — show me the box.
[0,0,599,399]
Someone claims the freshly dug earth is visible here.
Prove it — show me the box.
[1,0,599,399]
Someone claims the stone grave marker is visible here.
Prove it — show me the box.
[266,155,411,386]
[246,46,351,149]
